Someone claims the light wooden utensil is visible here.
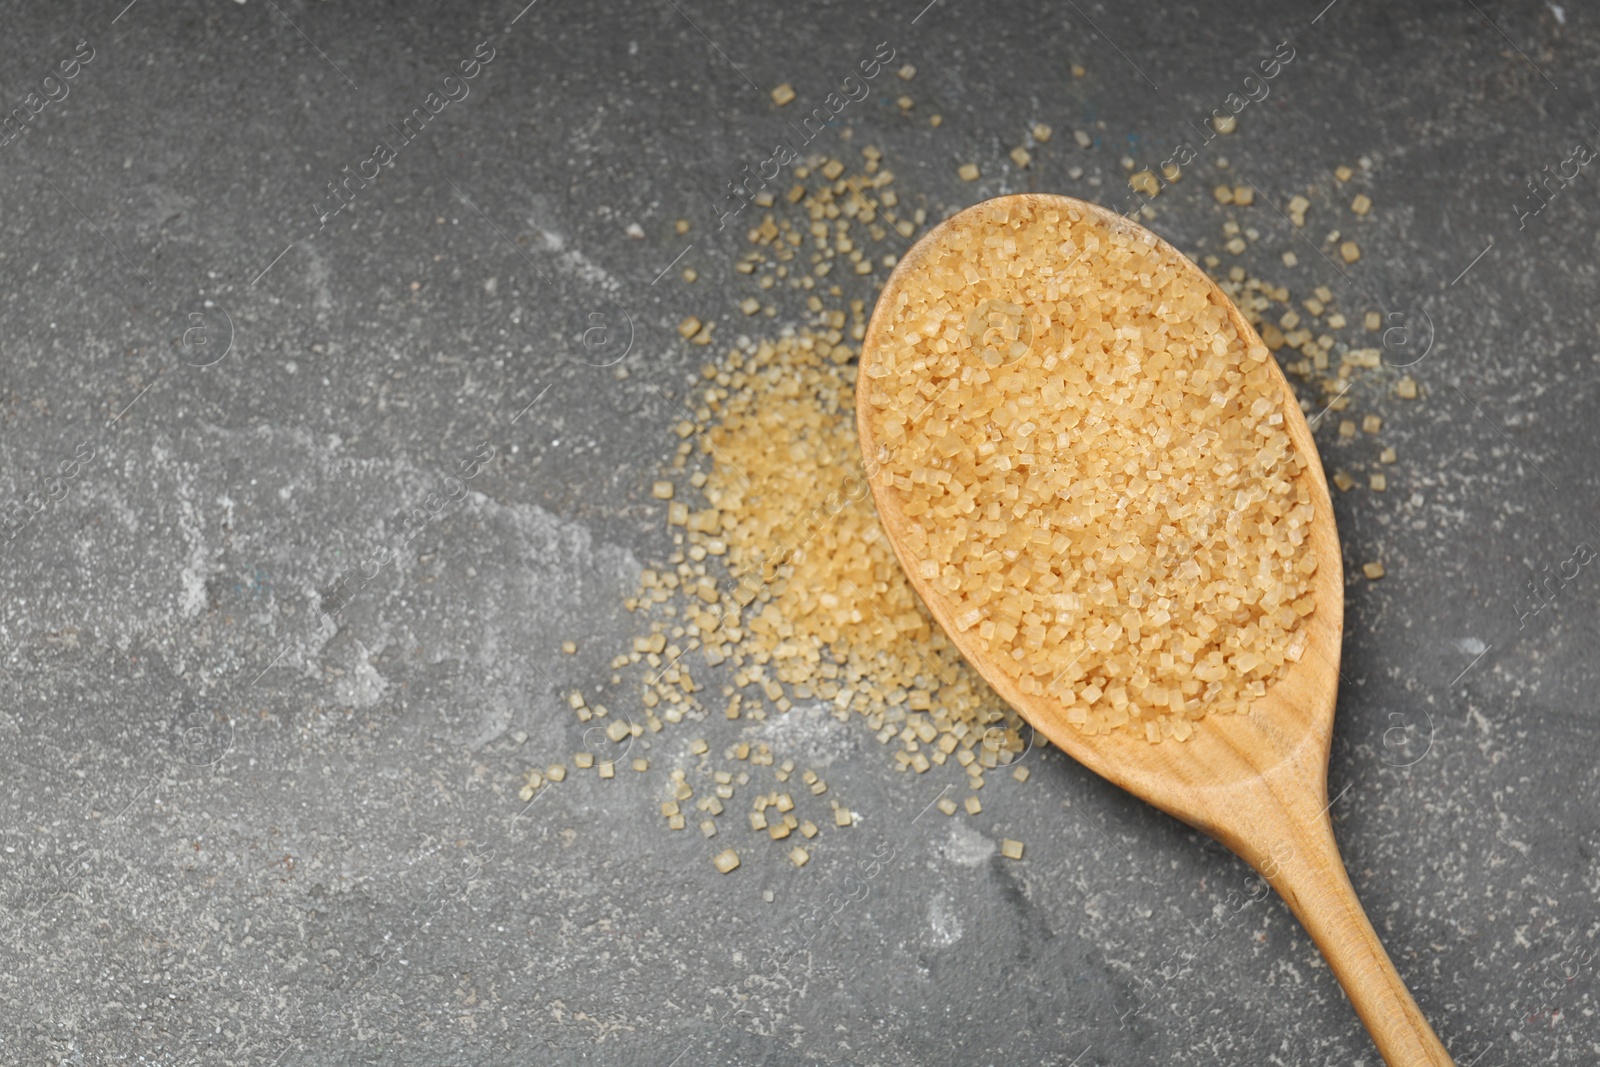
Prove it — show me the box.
[857,194,1453,1066]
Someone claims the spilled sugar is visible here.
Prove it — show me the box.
[523,137,1416,864]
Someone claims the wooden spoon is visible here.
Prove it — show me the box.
[857,193,1453,1066]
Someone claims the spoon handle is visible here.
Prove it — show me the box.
[1242,798,1454,1066]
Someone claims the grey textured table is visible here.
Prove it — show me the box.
[1,1,1595,1064]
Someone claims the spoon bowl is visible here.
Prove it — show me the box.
[858,194,1452,1066]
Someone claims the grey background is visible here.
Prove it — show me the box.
[0,0,1595,1064]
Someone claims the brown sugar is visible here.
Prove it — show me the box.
[862,198,1317,741]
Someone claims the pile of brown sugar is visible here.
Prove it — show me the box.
[861,197,1318,741]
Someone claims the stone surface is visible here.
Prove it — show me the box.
[0,1,1595,1064]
